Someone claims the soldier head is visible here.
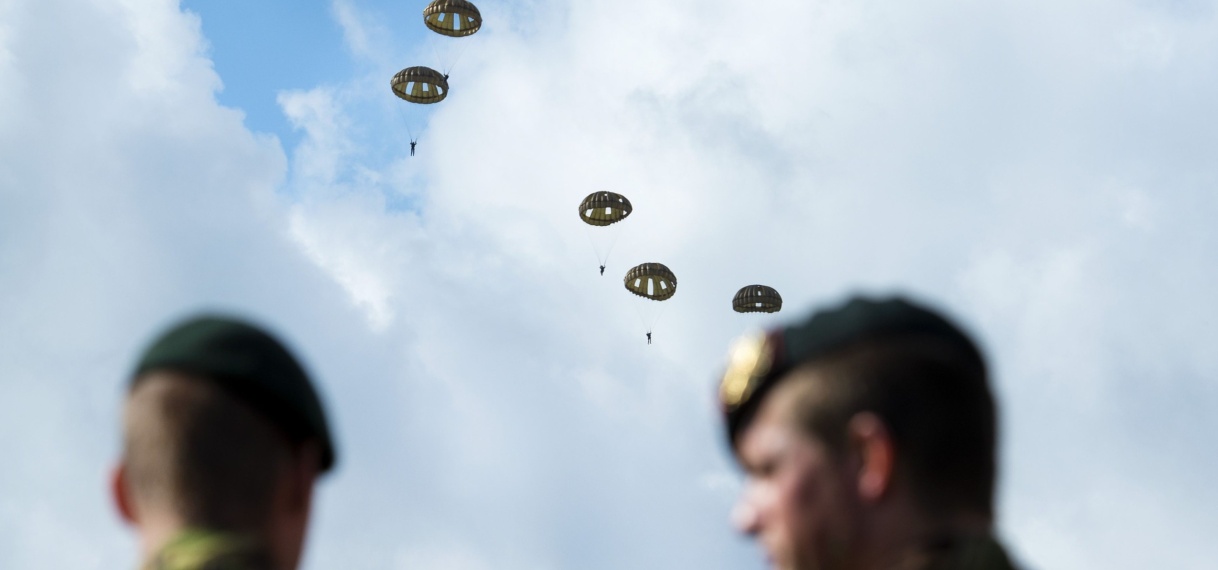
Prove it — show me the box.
[111,316,337,570]
[718,296,999,570]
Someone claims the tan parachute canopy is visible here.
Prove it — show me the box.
[424,0,483,37]
[733,285,782,313]
[579,191,632,227]
[625,263,677,301]
[391,66,449,104]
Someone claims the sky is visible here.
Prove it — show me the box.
[2,0,1217,568]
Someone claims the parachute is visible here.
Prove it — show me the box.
[732,285,782,313]
[579,191,632,274]
[625,263,677,301]
[391,66,449,104]
[424,0,483,37]
[624,263,677,343]
[579,191,632,226]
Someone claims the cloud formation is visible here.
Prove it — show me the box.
[2,0,1217,569]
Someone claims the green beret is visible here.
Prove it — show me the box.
[133,315,337,472]
[718,295,983,447]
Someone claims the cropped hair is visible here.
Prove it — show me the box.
[122,372,296,530]
[788,334,997,516]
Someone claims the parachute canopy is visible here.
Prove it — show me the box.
[424,0,483,37]
[733,285,782,313]
[579,191,632,227]
[391,66,449,104]
[625,263,677,301]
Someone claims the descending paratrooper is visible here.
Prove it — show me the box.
[624,262,677,344]
[579,191,632,275]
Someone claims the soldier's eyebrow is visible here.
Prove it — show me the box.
[739,432,785,476]
[736,440,763,474]
[748,456,780,477]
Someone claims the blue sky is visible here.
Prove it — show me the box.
[184,0,453,161]
[3,0,1218,569]
[183,0,353,143]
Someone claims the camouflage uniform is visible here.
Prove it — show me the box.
[142,529,272,570]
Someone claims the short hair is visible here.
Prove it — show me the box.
[122,371,296,530]
[782,334,997,516]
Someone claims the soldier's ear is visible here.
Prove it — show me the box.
[111,463,137,525]
[847,412,895,503]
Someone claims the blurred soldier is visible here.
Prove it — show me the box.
[111,316,338,570]
[717,296,1019,570]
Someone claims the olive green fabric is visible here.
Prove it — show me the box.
[718,295,984,446]
[423,0,482,37]
[391,66,449,104]
[732,284,782,313]
[579,191,632,226]
[141,529,272,570]
[133,315,337,472]
[623,262,677,301]
[896,535,1020,570]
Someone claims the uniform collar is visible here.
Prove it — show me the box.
[142,528,271,570]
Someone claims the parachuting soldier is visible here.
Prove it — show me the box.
[717,295,1020,570]
[111,316,337,570]
[624,263,676,345]
[391,66,449,163]
[580,191,632,275]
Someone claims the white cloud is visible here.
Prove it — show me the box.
[286,0,1218,568]
[3,0,1218,569]
[331,0,375,60]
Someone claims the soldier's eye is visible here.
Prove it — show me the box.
[755,458,779,477]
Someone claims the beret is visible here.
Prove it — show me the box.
[133,315,337,472]
[718,295,983,447]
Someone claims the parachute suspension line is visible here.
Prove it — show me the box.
[426,37,474,77]
[601,223,624,268]
[651,299,670,334]
[631,298,650,333]
[429,40,447,75]
[445,38,473,76]
[629,297,669,336]
[402,113,415,144]
[583,223,624,270]
[583,226,605,270]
